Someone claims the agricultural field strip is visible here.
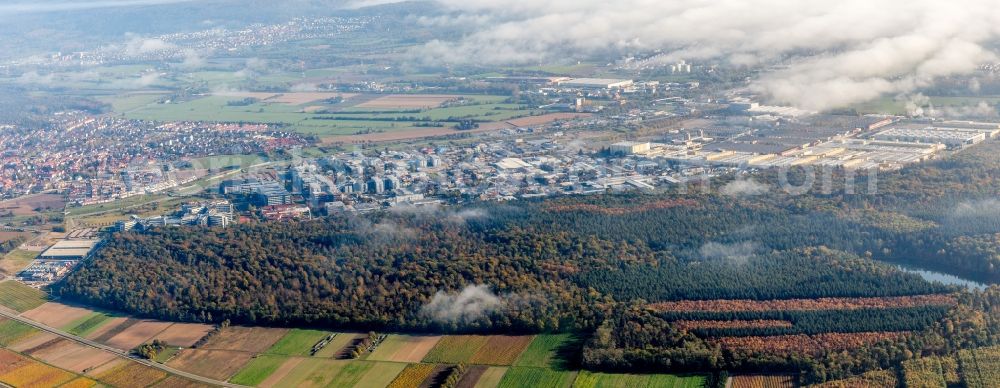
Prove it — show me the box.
[0,307,247,387]
[0,347,80,386]
[648,294,957,312]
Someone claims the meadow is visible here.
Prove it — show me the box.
[120,93,539,139]
[0,281,46,312]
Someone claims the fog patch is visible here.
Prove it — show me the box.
[944,199,1000,234]
[721,179,769,197]
[421,284,502,324]
[389,203,488,224]
[700,241,759,264]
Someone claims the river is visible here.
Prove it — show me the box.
[896,265,989,291]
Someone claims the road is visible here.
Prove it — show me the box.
[0,308,247,388]
[63,160,274,230]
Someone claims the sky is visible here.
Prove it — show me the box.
[0,0,202,14]
[398,0,1000,110]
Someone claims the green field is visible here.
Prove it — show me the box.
[154,347,181,363]
[266,329,333,356]
[98,93,167,113]
[314,333,358,358]
[0,250,39,275]
[476,366,509,388]
[497,367,577,388]
[190,154,268,171]
[229,355,289,386]
[273,358,353,387]
[0,281,46,312]
[515,334,574,369]
[326,360,374,387]
[0,319,39,346]
[121,94,534,137]
[351,362,407,388]
[422,335,490,364]
[850,95,1000,115]
[572,371,708,388]
[366,335,430,361]
[65,312,114,337]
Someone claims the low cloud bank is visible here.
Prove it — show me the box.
[421,284,502,324]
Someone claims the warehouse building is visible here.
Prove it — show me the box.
[609,141,651,155]
[558,78,634,90]
[39,239,100,260]
[873,128,986,148]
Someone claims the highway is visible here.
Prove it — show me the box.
[0,308,248,388]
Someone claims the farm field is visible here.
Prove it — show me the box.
[94,361,168,388]
[189,154,268,171]
[730,375,797,388]
[514,334,574,369]
[102,319,173,350]
[573,371,709,388]
[0,318,38,346]
[64,312,119,336]
[355,94,467,109]
[151,322,214,347]
[20,302,97,329]
[97,93,168,113]
[25,338,118,373]
[0,232,32,245]
[265,328,333,356]
[0,193,65,217]
[7,331,59,352]
[387,363,437,388]
[121,92,548,140]
[473,366,508,388]
[0,359,77,387]
[467,336,535,366]
[366,334,441,363]
[198,326,288,353]
[0,280,47,312]
[0,250,38,275]
[497,367,577,388]
[167,349,254,380]
[228,355,289,386]
[851,95,1000,115]
[83,317,131,342]
[150,375,215,388]
[257,357,354,387]
[422,335,491,364]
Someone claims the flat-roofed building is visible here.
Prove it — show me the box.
[609,141,651,155]
[558,78,634,90]
[873,128,986,148]
[40,239,100,260]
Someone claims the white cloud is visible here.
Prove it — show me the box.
[421,284,502,324]
[399,0,1000,111]
[0,0,200,14]
[721,178,769,197]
